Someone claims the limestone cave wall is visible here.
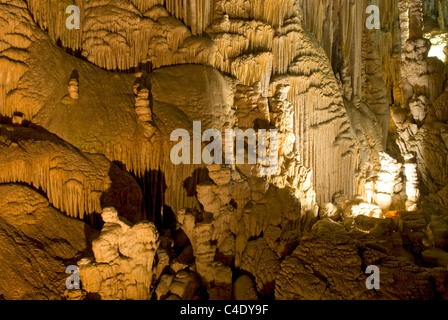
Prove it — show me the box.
[0,0,447,300]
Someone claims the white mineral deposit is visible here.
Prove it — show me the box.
[0,0,447,301]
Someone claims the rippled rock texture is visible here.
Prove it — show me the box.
[0,0,447,300]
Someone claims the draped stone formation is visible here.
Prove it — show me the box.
[0,0,448,301]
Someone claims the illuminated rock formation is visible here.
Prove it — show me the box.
[374,152,403,212]
[78,207,159,300]
[0,0,448,301]
[173,78,317,299]
[0,124,143,220]
[1,0,358,204]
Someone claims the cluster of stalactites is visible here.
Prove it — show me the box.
[0,128,111,219]
[0,0,35,118]
[26,0,83,50]
[15,0,399,206]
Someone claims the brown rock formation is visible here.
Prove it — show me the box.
[0,0,447,301]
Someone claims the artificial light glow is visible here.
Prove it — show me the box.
[426,33,447,62]
[428,44,445,61]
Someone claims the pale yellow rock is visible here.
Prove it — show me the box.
[68,79,79,100]
[79,207,159,300]
[196,183,221,215]
[319,202,341,221]
[343,197,384,219]
[311,218,347,236]
[170,260,189,273]
[92,223,122,264]
[374,152,403,212]
[275,233,444,300]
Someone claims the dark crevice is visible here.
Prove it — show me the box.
[55,37,86,62]
[112,161,173,231]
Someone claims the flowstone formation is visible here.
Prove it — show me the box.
[78,207,159,300]
[0,0,448,300]
[0,184,91,299]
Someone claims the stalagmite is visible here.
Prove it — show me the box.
[68,78,79,100]
[1,0,448,302]
[134,74,156,139]
[78,207,159,300]
[374,152,402,212]
[404,153,420,211]
[395,0,448,211]
[177,207,233,299]
[2,0,368,204]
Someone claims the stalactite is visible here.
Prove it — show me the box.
[231,52,273,97]
[6,0,445,214]
[268,17,359,203]
[0,125,113,219]
[26,0,83,51]
[0,1,35,119]
[3,0,448,301]
[218,0,298,28]
[299,0,364,97]
[361,29,390,148]
[272,20,302,75]
[285,72,356,204]
[164,0,214,35]
[299,0,403,115]
[438,0,448,30]
[131,0,164,12]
